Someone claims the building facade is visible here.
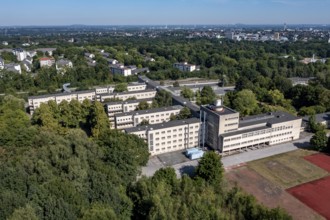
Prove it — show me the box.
[173,62,196,72]
[125,118,201,155]
[99,89,156,102]
[200,101,302,153]
[40,57,55,67]
[115,105,182,130]
[28,90,96,114]
[105,98,154,124]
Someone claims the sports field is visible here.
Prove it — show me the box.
[226,150,329,220]
[248,150,328,188]
[287,176,330,220]
[305,153,330,172]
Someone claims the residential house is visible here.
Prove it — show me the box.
[40,57,55,67]
[4,63,22,74]
[110,64,132,76]
[56,59,73,73]
[84,53,95,59]
[37,48,56,56]
[173,62,197,72]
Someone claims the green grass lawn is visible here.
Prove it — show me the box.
[248,150,329,189]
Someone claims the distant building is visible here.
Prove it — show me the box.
[2,41,8,46]
[12,48,27,61]
[289,77,314,86]
[110,64,132,76]
[22,60,32,72]
[274,32,280,41]
[173,62,197,72]
[0,57,4,70]
[40,57,55,67]
[106,58,118,65]
[302,112,330,131]
[84,53,95,59]
[56,59,73,73]
[4,63,21,74]
[37,48,56,56]
[300,54,327,64]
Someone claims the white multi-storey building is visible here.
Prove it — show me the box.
[200,101,302,153]
[115,105,183,130]
[125,118,201,155]
[110,64,132,76]
[173,62,197,72]
[95,83,147,96]
[105,98,154,123]
[28,83,153,114]
[28,90,96,114]
[12,48,27,61]
[99,89,156,102]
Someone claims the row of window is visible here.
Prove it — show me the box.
[225,122,238,127]
[154,141,199,152]
[225,117,239,121]
[271,131,293,138]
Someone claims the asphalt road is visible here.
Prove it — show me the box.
[141,133,313,178]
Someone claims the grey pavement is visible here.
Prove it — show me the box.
[141,134,313,178]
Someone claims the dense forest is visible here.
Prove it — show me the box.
[0,95,291,219]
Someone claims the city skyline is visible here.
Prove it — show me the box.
[1,0,330,26]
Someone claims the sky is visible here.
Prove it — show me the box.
[1,0,330,26]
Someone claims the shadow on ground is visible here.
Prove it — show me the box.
[179,165,196,177]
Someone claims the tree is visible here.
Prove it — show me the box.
[114,83,128,92]
[310,130,327,151]
[180,86,194,100]
[88,101,110,138]
[8,204,38,220]
[139,119,149,126]
[326,136,330,153]
[195,151,224,185]
[200,86,216,105]
[308,115,325,133]
[173,81,180,87]
[152,90,172,108]
[177,107,191,120]
[232,89,258,116]
[267,89,285,106]
[136,101,150,110]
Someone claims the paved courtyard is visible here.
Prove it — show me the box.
[141,133,313,177]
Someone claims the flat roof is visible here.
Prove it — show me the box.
[125,117,200,133]
[220,125,269,138]
[29,90,95,99]
[115,105,183,117]
[99,89,155,96]
[239,111,300,128]
[201,104,237,116]
[302,112,330,123]
[104,98,153,106]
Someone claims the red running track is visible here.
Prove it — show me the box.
[287,176,330,219]
[305,153,330,172]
